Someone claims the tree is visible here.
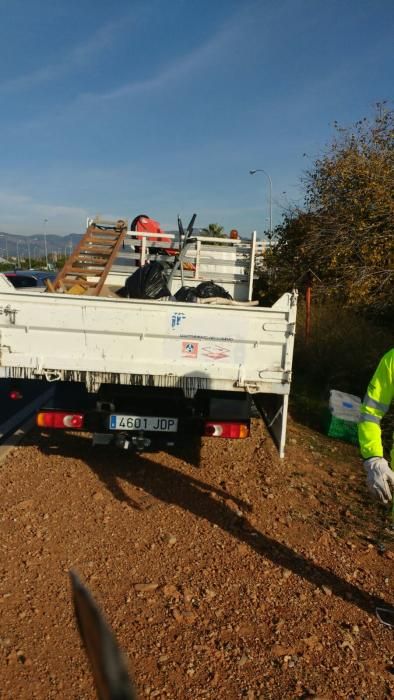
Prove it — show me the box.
[264,210,318,283]
[201,223,226,238]
[264,104,394,315]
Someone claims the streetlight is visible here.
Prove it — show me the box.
[43,218,49,269]
[0,234,8,261]
[27,239,32,269]
[249,168,273,236]
[16,240,21,268]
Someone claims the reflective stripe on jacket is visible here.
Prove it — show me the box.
[358,348,394,465]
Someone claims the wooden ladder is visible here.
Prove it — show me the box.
[50,219,128,296]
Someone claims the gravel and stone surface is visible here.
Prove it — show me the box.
[0,418,393,699]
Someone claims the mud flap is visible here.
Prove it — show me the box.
[253,393,289,458]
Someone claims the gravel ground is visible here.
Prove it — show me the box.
[0,418,393,699]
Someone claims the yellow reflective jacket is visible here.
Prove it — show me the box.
[358,348,394,466]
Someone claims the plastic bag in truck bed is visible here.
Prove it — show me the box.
[174,286,199,302]
[194,281,232,300]
[119,262,171,299]
[175,281,232,303]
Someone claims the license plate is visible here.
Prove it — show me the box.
[109,415,178,432]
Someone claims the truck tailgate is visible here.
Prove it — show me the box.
[0,291,296,396]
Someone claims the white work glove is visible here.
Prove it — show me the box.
[363,457,394,504]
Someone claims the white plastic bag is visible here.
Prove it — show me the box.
[329,389,361,423]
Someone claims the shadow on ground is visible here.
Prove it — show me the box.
[35,430,392,617]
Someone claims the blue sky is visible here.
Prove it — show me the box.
[0,0,392,237]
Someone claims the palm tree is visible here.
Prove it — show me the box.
[201,223,226,238]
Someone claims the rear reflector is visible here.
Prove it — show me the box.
[204,421,249,438]
[36,411,85,429]
[9,390,23,400]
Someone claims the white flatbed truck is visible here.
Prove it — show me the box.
[0,221,297,456]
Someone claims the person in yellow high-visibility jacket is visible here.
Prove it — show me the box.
[358,348,394,504]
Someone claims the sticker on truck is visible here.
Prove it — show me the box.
[201,345,230,360]
[171,312,186,329]
[181,341,198,358]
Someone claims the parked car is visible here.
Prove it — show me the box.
[4,270,57,290]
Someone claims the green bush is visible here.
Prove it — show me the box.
[293,300,392,395]
[290,300,393,447]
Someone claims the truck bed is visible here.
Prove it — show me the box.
[0,288,296,396]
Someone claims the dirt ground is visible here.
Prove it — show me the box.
[0,417,393,699]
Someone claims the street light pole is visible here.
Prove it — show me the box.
[43,218,49,269]
[0,235,8,261]
[249,168,273,236]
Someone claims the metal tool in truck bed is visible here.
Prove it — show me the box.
[0,216,297,456]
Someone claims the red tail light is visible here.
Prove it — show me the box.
[204,421,249,438]
[36,411,85,429]
[9,390,23,400]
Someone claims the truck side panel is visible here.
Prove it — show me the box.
[0,291,296,397]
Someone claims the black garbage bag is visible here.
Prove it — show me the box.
[175,286,198,303]
[122,262,171,299]
[194,281,232,300]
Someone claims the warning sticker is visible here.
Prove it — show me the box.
[201,345,230,360]
[182,341,199,358]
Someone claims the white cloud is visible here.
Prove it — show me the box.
[71,11,248,104]
[0,189,88,234]
[3,10,248,134]
[0,12,139,94]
